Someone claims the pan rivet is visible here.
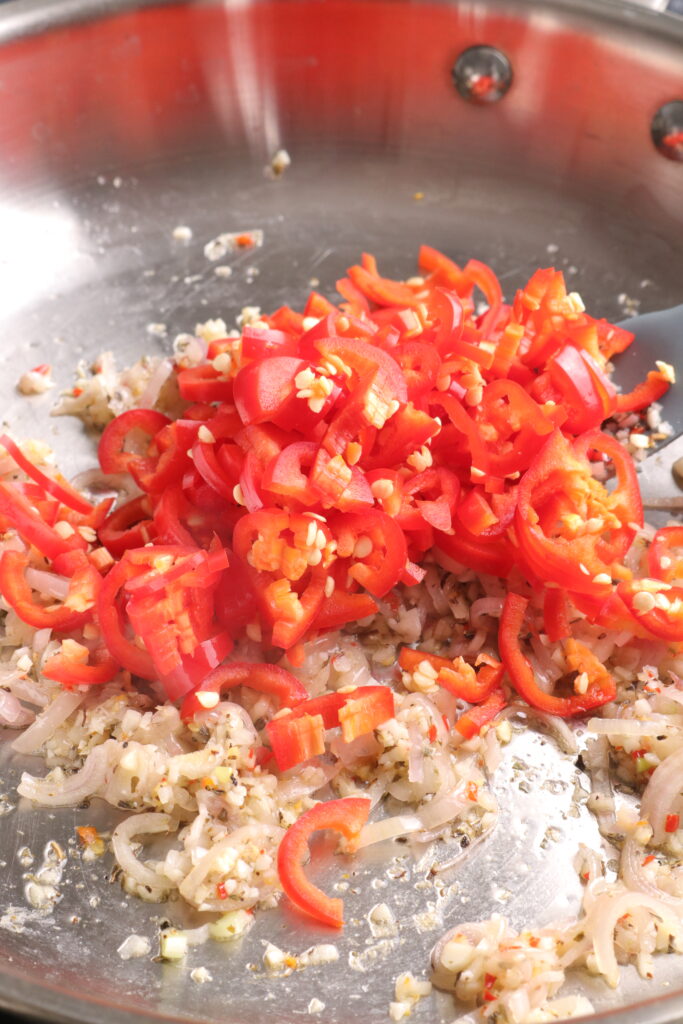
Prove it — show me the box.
[451,45,512,104]
[651,100,683,162]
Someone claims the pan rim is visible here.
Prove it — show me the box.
[1,0,683,1022]
[0,0,682,47]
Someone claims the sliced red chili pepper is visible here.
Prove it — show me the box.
[398,648,502,703]
[183,632,234,680]
[332,509,407,598]
[315,337,408,440]
[421,289,465,355]
[362,404,439,471]
[0,435,94,516]
[233,356,308,426]
[309,448,373,510]
[271,566,329,650]
[213,553,259,636]
[241,325,298,360]
[513,268,570,367]
[42,647,120,687]
[461,259,503,322]
[266,713,326,771]
[455,690,507,739]
[0,550,99,631]
[499,592,615,716]
[131,420,200,493]
[97,558,157,681]
[232,509,335,648]
[123,546,228,597]
[594,318,634,361]
[427,392,489,479]
[269,305,305,334]
[491,319,524,377]
[338,687,395,741]
[310,590,379,632]
[181,661,309,721]
[177,365,234,404]
[617,580,683,642]
[543,588,572,642]
[0,482,57,530]
[457,489,499,537]
[546,345,610,434]
[0,481,86,561]
[479,380,555,478]
[304,291,337,319]
[615,369,671,413]
[573,429,643,560]
[434,529,515,579]
[346,259,420,308]
[270,686,395,738]
[98,495,155,557]
[392,342,441,400]
[191,441,239,503]
[153,485,199,546]
[418,245,466,291]
[122,548,221,655]
[515,430,636,595]
[335,277,372,316]
[98,409,171,475]
[396,468,461,534]
[277,797,371,928]
[262,442,319,506]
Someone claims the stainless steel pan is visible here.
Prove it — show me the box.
[1,1,682,1022]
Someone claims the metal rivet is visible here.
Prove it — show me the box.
[451,45,513,105]
[651,100,683,162]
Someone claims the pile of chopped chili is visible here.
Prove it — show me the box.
[0,247,677,720]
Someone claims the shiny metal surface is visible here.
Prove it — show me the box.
[1,1,683,1022]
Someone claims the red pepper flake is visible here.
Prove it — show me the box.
[75,826,99,846]
[466,780,479,802]
[642,854,656,866]
[75,825,105,856]
[630,748,647,761]
[31,364,51,375]
[235,233,255,248]
[529,936,540,948]
[665,813,680,833]
[72,387,83,397]
[216,882,228,900]
[482,972,497,1002]
[428,723,437,743]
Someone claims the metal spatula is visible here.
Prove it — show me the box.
[618,304,683,509]
[638,433,683,509]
